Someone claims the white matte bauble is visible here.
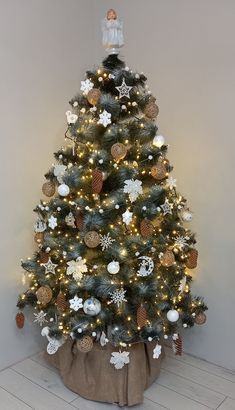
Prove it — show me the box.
[58,184,70,197]
[153,135,165,148]
[107,261,120,274]
[181,210,193,222]
[166,309,179,322]
[83,297,101,316]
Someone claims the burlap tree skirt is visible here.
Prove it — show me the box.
[45,338,165,406]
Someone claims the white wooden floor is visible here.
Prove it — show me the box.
[0,347,234,410]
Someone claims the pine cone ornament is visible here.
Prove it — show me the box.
[36,286,53,305]
[111,143,127,161]
[140,219,154,238]
[186,249,198,269]
[75,213,84,231]
[56,291,67,312]
[144,102,159,119]
[84,231,100,248]
[34,232,44,245]
[76,335,93,353]
[195,312,207,325]
[42,181,55,197]
[87,88,101,105]
[92,169,103,194]
[160,250,175,267]
[172,334,182,355]
[39,252,49,264]
[151,162,166,180]
[137,305,147,328]
[16,312,25,329]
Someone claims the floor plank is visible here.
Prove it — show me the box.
[144,383,210,410]
[165,347,235,383]
[30,352,57,373]
[12,358,78,403]
[162,356,235,399]
[0,369,77,410]
[217,397,235,409]
[156,368,225,408]
[0,386,32,410]
[72,394,168,410]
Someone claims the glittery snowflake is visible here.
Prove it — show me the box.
[99,233,115,251]
[66,110,78,124]
[42,257,58,274]
[65,212,76,228]
[161,200,172,215]
[122,209,133,225]
[80,79,94,95]
[166,176,177,190]
[69,295,83,311]
[98,110,112,127]
[153,343,162,359]
[174,236,189,249]
[123,179,143,202]
[110,351,130,369]
[33,311,47,326]
[115,77,132,99]
[48,215,57,229]
[53,165,67,183]
[109,288,127,307]
[66,257,88,281]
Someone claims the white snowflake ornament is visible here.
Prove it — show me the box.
[42,257,58,274]
[80,79,94,95]
[115,78,132,99]
[174,236,188,249]
[110,351,130,369]
[124,179,143,202]
[98,110,112,127]
[99,233,115,251]
[66,111,78,124]
[122,209,133,225]
[53,165,67,183]
[109,288,127,307]
[66,258,88,281]
[48,215,57,229]
[153,343,162,359]
[166,176,177,190]
[65,212,76,228]
[33,311,47,326]
[69,295,83,311]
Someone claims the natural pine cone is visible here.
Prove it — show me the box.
[137,305,147,328]
[39,252,49,263]
[75,212,84,231]
[42,181,55,197]
[92,169,103,194]
[186,249,198,269]
[140,219,154,238]
[172,334,182,355]
[56,291,67,312]
[15,312,25,329]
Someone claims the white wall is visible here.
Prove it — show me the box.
[92,0,235,370]
[0,0,94,370]
[1,0,234,371]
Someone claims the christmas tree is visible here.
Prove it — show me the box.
[16,9,207,364]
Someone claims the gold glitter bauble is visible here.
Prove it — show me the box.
[36,286,53,305]
[76,336,93,353]
[144,102,159,119]
[111,143,127,161]
[84,231,100,248]
[160,250,175,267]
[195,312,207,325]
[151,163,166,180]
[87,88,101,105]
[42,181,55,197]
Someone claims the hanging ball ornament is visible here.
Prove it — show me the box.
[107,261,120,274]
[58,183,70,197]
[76,335,94,353]
[84,231,100,248]
[144,102,159,119]
[181,210,193,222]
[153,135,165,148]
[111,143,127,161]
[42,181,56,197]
[160,250,175,267]
[151,162,166,180]
[87,88,101,105]
[16,312,25,329]
[195,312,207,325]
[36,286,53,305]
[83,297,101,316]
[39,251,49,264]
[167,309,179,322]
